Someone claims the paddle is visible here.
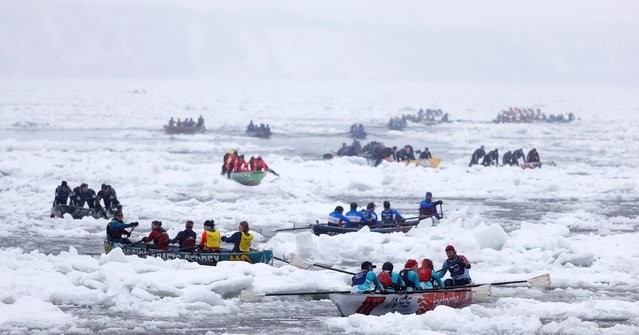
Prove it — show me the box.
[267,168,280,176]
[289,254,356,275]
[275,224,312,232]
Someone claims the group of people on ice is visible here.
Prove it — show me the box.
[328,192,443,228]
[494,108,575,124]
[246,120,272,138]
[336,141,432,162]
[106,210,254,253]
[469,146,540,167]
[167,115,205,129]
[51,181,121,217]
[221,150,278,178]
[400,108,450,124]
[352,244,472,293]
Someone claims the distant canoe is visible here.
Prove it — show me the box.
[230,171,267,186]
[311,222,418,236]
[521,161,555,169]
[246,129,271,138]
[51,204,111,219]
[329,288,473,316]
[419,158,442,168]
[103,241,273,266]
[163,125,205,135]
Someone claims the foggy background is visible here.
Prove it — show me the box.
[0,0,637,85]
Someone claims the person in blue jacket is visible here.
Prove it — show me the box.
[106,210,138,244]
[419,192,443,219]
[399,259,422,291]
[439,245,472,287]
[351,261,385,293]
[380,200,404,225]
[360,202,378,226]
[328,206,351,227]
[345,202,370,228]
[376,262,406,292]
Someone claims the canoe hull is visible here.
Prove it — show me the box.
[311,224,416,236]
[51,204,111,219]
[419,158,442,168]
[163,125,205,134]
[104,241,273,266]
[230,171,267,186]
[329,289,473,316]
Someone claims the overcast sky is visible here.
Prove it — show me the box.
[1,0,637,85]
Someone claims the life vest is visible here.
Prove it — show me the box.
[106,220,126,239]
[416,267,432,282]
[377,271,393,288]
[205,230,221,250]
[155,229,170,251]
[445,256,468,279]
[351,270,369,286]
[239,231,253,252]
[181,237,196,249]
[399,269,418,289]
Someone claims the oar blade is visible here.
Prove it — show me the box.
[289,254,314,270]
[472,284,492,299]
[527,273,551,287]
[240,290,265,303]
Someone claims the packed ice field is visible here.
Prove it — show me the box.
[1,79,638,334]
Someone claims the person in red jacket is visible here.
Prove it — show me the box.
[233,154,249,172]
[141,220,170,251]
[252,156,279,176]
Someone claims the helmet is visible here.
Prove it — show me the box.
[361,261,376,270]
[405,259,418,268]
[425,192,432,198]
[382,262,394,271]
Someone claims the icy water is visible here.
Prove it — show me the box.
[2,121,638,334]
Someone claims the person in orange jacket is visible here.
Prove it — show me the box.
[199,220,221,252]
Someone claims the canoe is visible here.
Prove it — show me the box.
[329,289,473,316]
[246,129,272,138]
[520,161,555,169]
[51,204,112,219]
[163,125,205,135]
[419,158,442,168]
[230,171,267,186]
[311,222,418,236]
[103,241,273,266]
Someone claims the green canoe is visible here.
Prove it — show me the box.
[230,171,267,186]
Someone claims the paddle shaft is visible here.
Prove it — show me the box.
[275,225,311,232]
[262,288,471,297]
[311,263,356,275]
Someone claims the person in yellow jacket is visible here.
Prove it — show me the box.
[222,221,253,252]
[198,220,221,252]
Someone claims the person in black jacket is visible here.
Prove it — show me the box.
[71,183,97,208]
[97,184,121,212]
[170,220,197,250]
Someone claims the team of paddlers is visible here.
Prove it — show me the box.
[494,108,575,124]
[220,150,277,178]
[106,210,255,253]
[50,181,121,217]
[336,141,432,162]
[246,120,272,138]
[469,146,541,167]
[166,115,205,129]
[352,244,471,293]
[327,192,443,228]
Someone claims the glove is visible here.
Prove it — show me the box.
[130,222,139,227]
[124,231,131,237]
[435,200,443,205]
[221,236,227,242]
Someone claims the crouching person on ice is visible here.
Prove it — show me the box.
[106,210,138,245]
[222,221,253,253]
[141,220,170,251]
[351,261,385,294]
[439,245,472,287]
